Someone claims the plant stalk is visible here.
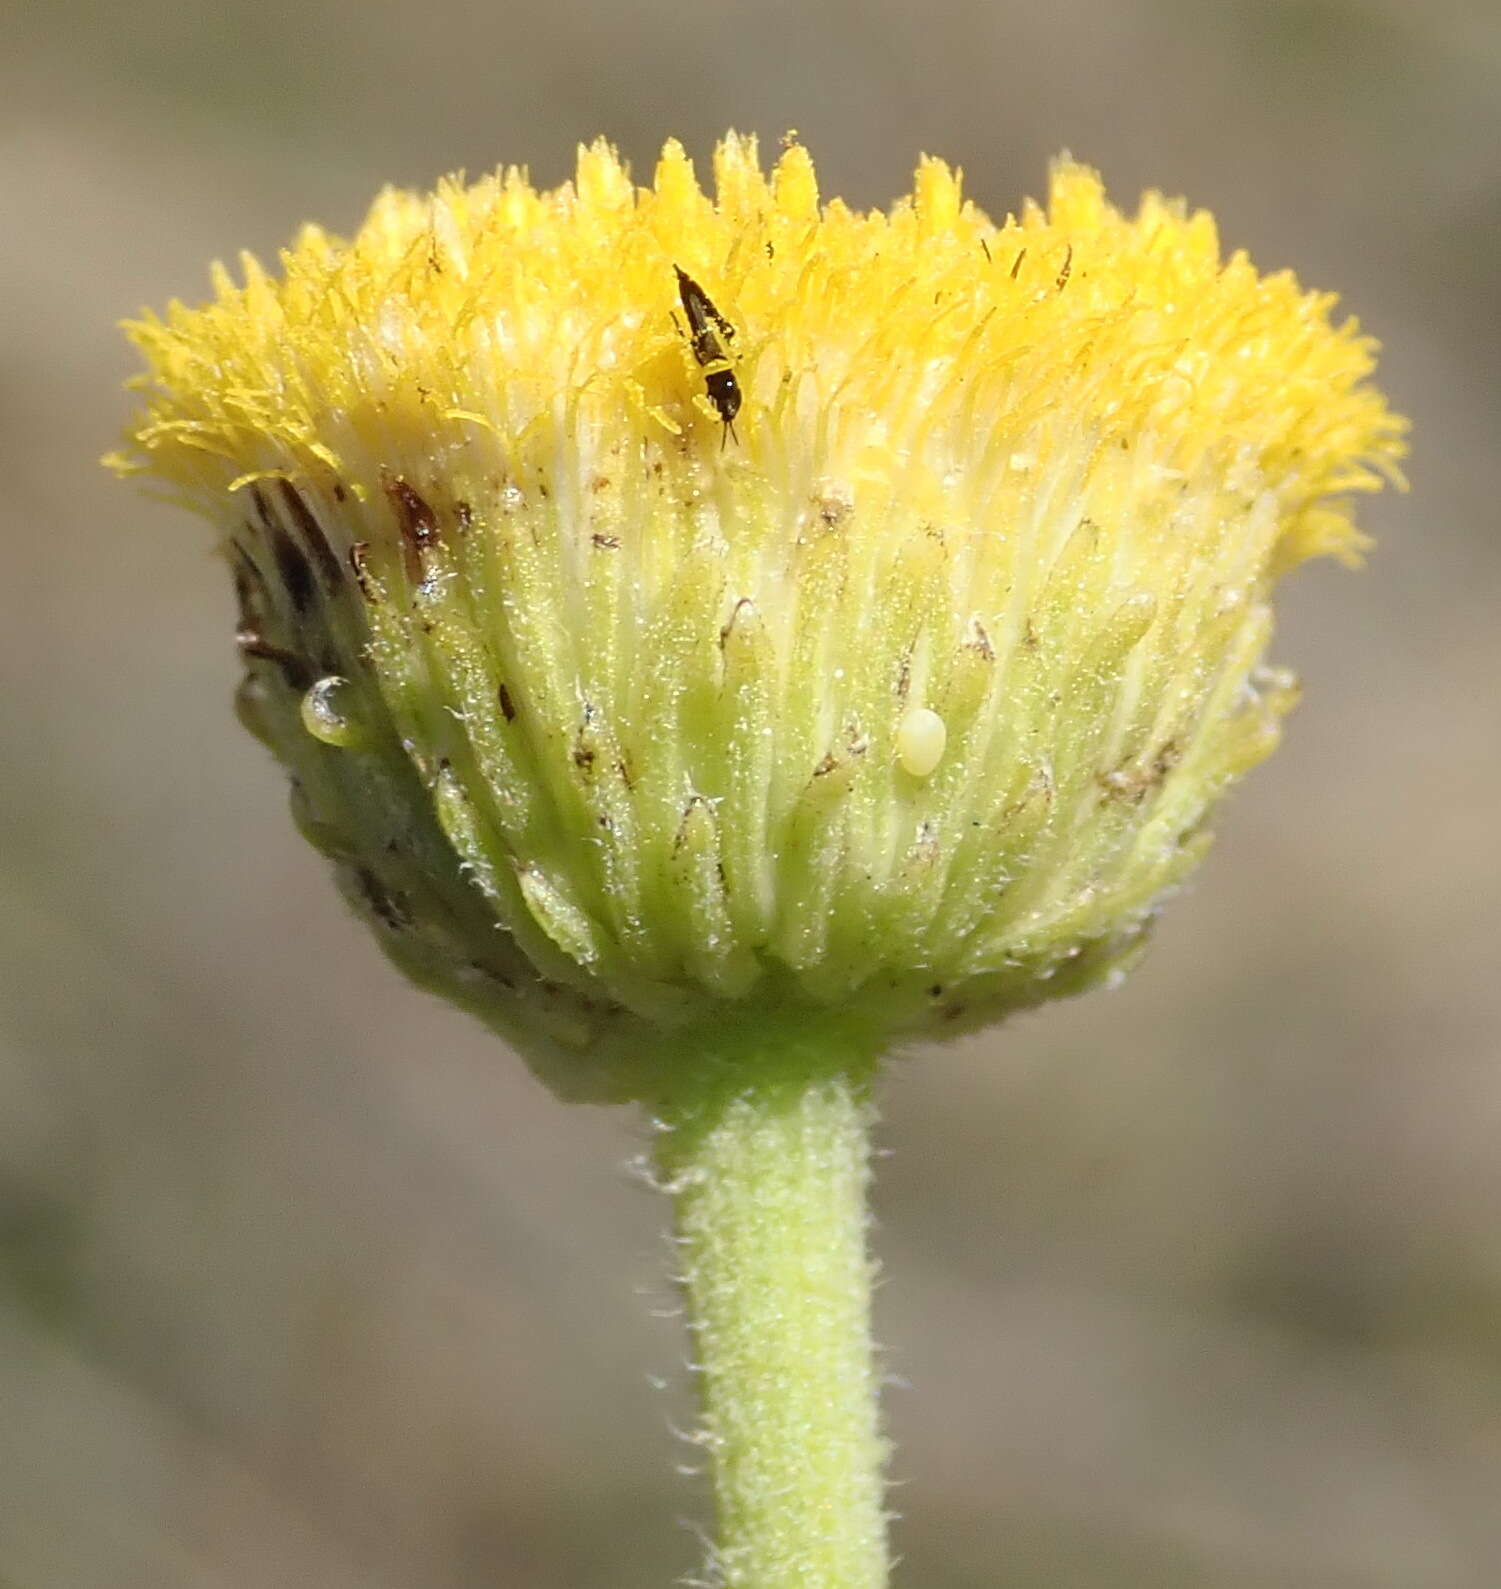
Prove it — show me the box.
[653,1014,889,1589]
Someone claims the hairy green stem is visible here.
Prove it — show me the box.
[653,1015,889,1589]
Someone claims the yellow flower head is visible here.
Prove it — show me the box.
[111,135,1405,1096]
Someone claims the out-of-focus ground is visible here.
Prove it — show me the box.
[2,1,1499,1584]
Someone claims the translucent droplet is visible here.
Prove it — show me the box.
[300,675,363,748]
[896,706,946,778]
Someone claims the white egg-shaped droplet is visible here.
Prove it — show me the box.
[896,706,946,778]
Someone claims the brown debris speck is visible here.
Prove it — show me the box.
[1099,738,1183,804]
[720,596,754,648]
[672,797,707,857]
[573,709,598,775]
[815,491,853,529]
[348,541,378,603]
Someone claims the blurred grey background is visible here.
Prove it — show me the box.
[2,0,1499,1584]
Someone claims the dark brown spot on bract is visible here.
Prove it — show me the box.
[269,525,316,615]
[279,480,343,590]
[673,798,706,857]
[354,866,411,931]
[248,482,276,532]
[236,627,311,688]
[231,563,257,627]
[498,682,517,723]
[384,474,439,580]
[228,540,266,628]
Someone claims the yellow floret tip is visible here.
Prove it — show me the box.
[111,134,1404,576]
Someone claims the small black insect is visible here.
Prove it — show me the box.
[674,264,741,447]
